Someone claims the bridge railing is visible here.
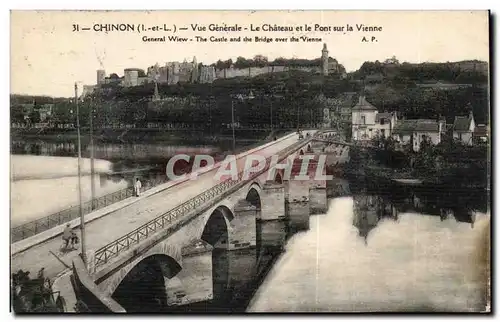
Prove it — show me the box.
[11,187,136,243]
[11,134,293,244]
[93,135,315,268]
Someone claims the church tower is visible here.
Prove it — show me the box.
[321,43,329,76]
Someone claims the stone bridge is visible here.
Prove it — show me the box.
[12,130,343,312]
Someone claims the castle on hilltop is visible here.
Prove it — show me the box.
[82,44,344,97]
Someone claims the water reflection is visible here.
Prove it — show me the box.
[249,180,489,312]
[351,182,483,245]
[166,220,291,313]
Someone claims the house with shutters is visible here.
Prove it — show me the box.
[452,111,476,145]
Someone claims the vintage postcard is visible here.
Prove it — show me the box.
[10,10,491,313]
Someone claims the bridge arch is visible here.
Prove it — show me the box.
[246,185,262,211]
[274,172,283,184]
[111,253,182,312]
[247,182,262,194]
[101,243,182,296]
[201,205,233,248]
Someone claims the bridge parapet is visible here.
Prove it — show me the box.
[92,136,315,273]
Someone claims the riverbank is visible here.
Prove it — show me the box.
[342,164,488,190]
[10,127,286,145]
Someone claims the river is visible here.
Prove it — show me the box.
[10,139,227,227]
[110,179,490,313]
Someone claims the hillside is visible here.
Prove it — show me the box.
[10,59,490,128]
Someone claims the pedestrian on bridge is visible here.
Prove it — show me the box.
[135,178,142,197]
[62,224,78,250]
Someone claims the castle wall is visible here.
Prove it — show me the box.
[96,44,338,87]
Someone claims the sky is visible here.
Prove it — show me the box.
[10,10,489,97]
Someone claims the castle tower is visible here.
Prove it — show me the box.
[321,43,329,76]
[191,56,199,83]
[97,69,106,85]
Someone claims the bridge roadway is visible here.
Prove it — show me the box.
[11,131,316,281]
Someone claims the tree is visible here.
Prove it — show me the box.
[412,137,438,177]
[28,110,40,124]
[11,104,25,124]
[253,54,268,68]
[234,56,250,69]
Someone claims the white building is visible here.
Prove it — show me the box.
[351,96,378,141]
[351,96,396,141]
[452,110,475,145]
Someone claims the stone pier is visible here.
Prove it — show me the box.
[228,200,257,250]
[305,154,328,215]
[260,181,286,221]
[288,178,310,231]
[165,239,213,307]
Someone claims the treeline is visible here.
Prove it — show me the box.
[11,94,69,105]
[38,90,328,130]
[365,83,489,124]
[210,54,345,71]
[353,60,488,84]
[10,71,359,129]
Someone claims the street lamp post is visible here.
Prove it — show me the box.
[270,99,273,130]
[231,99,236,151]
[296,103,300,130]
[89,97,96,209]
[74,83,87,266]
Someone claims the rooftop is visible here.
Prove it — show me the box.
[453,113,474,132]
[393,119,441,134]
[474,124,488,136]
[352,96,377,111]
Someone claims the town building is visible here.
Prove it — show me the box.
[473,124,489,144]
[330,92,357,125]
[373,112,397,138]
[38,104,54,122]
[351,96,379,141]
[392,118,446,152]
[452,110,476,145]
[351,95,398,141]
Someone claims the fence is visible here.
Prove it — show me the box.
[11,187,136,243]
[10,133,289,243]
[93,134,318,268]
